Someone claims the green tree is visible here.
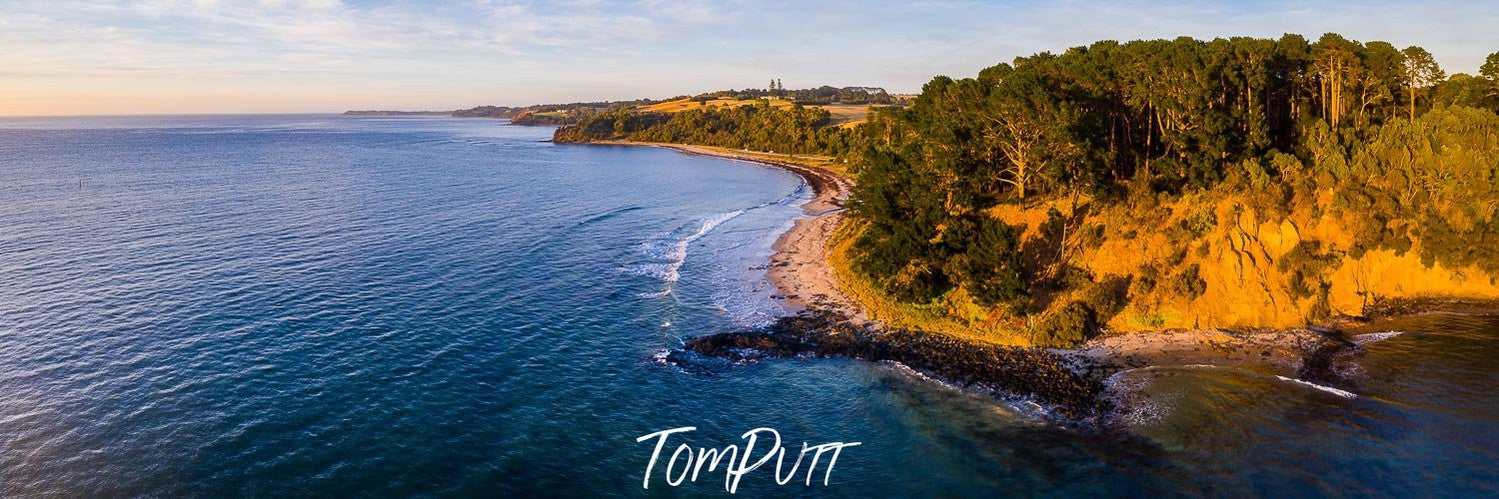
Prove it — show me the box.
[1480,52,1499,81]
[958,217,1029,307]
[1358,41,1405,122]
[1312,33,1362,128]
[982,70,1057,200]
[1401,46,1444,121]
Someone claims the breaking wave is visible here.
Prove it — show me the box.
[1274,375,1357,399]
[1352,331,1404,346]
[629,174,809,297]
[627,209,747,296]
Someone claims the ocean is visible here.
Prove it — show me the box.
[1,115,1494,496]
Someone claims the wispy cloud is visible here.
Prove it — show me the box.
[0,0,1495,115]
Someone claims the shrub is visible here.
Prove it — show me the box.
[1079,274,1132,323]
[959,218,1029,307]
[1276,241,1341,299]
[1169,263,1208,300]
[1131,264,1159,296]
[1030,302,1100,347]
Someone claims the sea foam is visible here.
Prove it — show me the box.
[1352,331,1404,346]
[629,209,748,296]
[1274,375,1357,399]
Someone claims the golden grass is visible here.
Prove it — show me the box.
[821,104,870,126]
[638,97,797,113]
[602,140,855,178]
[635,98,873,127]
[719,147,851,177]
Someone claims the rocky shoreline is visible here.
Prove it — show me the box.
[670,309,1386,423]
[673,310,1112,421]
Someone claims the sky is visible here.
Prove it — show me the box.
[2,0,1496,116]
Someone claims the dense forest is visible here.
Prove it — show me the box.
[847,35,1498,343]
[553,101,862,156]
[674,84,896,105]
[451,100,649,122]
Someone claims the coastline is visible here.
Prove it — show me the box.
[564,138,1499,421]
[583,140,871,325]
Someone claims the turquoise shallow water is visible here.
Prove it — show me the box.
[0,115,1494,496]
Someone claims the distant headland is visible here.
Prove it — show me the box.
[342,110,453,116]
[346,85,902,126]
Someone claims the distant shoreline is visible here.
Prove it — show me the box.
[342,110,453,116]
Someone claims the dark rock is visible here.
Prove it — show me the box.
[679,309,1112,422]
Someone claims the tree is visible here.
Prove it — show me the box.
[1312,33,1362,128]
[959,217,1029,307]
[1481,51,1499,107]
[690,34,1499,311]
[1401,46,1444,121]
[1432,73,1496,111]
[1481,52,1499,81]
[1358,41,1405,122]
[981,70,1080,200]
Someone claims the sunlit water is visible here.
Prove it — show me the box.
[1,115,1494,496]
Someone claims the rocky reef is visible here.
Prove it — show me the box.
[672,310,1112,421]
[670,308,1379,423]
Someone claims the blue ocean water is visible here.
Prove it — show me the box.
[1,115,1494,496]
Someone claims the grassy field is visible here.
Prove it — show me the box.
[822,104,870,127]
[638,97,797,113]
[598,140,853,178]
[635,97,874,127]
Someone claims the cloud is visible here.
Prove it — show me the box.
[483,2,662,51]
[0,0,1494,115]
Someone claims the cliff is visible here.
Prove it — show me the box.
[830,188,1499,346]
[1011,191,1499,332]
